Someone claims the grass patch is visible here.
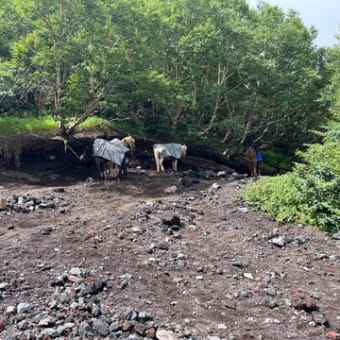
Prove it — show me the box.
[0,116,59,135]
[76,116,114,133]
[0,115,116,136]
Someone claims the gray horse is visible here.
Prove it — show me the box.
[89,138,131,180]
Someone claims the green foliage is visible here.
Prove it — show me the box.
[240,174,303,223]
[240,34,340,233]
[261,149,294,172]
[0,0,331,154]
[0,116,58,135]
[0,115,113,135]
[77,117,114,133]
[293,125,340,231]
[105,113,150,138]
[240,123,340,232]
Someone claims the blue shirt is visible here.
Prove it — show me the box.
[256,150,263,162]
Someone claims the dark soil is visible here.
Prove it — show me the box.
[0,138,339,340]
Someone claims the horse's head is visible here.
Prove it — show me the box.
[122,136,136,154]
[181,144,187,157]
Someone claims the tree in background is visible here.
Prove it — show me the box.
[240,40,340,232]
[0,0,333,154]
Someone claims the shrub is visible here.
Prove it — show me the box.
[293,132,340,231]
[240,174,304,223]
[240,123,340,232]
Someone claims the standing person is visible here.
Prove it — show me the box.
[255,147,262,177]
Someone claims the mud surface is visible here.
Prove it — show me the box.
[0,155,339,340]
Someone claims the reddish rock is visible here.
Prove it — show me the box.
[224,300,237,309]
[145,327,156,338]
[134,322,146,335]
[122,320,133,331]
[326,331,340,340]
[291,289,318,312]
[0,320,5,332]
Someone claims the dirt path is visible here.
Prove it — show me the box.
[0,166,339,339]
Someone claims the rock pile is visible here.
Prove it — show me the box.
[0,267,165,339]
[2,190,72,214]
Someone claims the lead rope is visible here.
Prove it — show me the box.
[63,140,83,161]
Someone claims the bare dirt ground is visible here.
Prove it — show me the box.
[0,154,339,340]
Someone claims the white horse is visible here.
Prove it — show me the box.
[153,143,187,172]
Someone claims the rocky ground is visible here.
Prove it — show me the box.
[0,155,340,340]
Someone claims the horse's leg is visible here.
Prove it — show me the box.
[120,157,128,179]
[248,161,256,177]
[94,158,100,179]
[153,148,160,171]
[160,157,165,171]
[117,165,122,181]
[172,159,178,171]
[252,162,256,177]
[102,160,108,180]
[256,161,261,177]
[94,158,104,180]
[252,161,257,177]
[247,161,252,177]
[106,161,113,176]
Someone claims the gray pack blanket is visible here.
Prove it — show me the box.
[110,138,123,146]
[153,143,184,159]
[93,138,129,166]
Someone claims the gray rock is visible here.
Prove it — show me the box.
[311,311,328,326]
[332,232,340,240]
[217,171,227,177]
[57,323,76,336]
[156,329,179,340]
[240,288,251,297]
[78,321,94,338]
[176,259,186,268]
[243,272,254,280]
[38,316,56,326]
[209,182,221,191]
[271,236,286,247]
[295,236,307,245]
[231,260,243,268]
[110,322,122,332]
[40,328,59,338]
[5,305,16,314]
[69,267,82,276]
[329,255,339,262]
[17,302,31,314]
[268,229,280,239]
[131,226,144,234]
[92,319,110,337]
[122,306,138,321]
[265,287,277,297]
[0,282,8,289]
